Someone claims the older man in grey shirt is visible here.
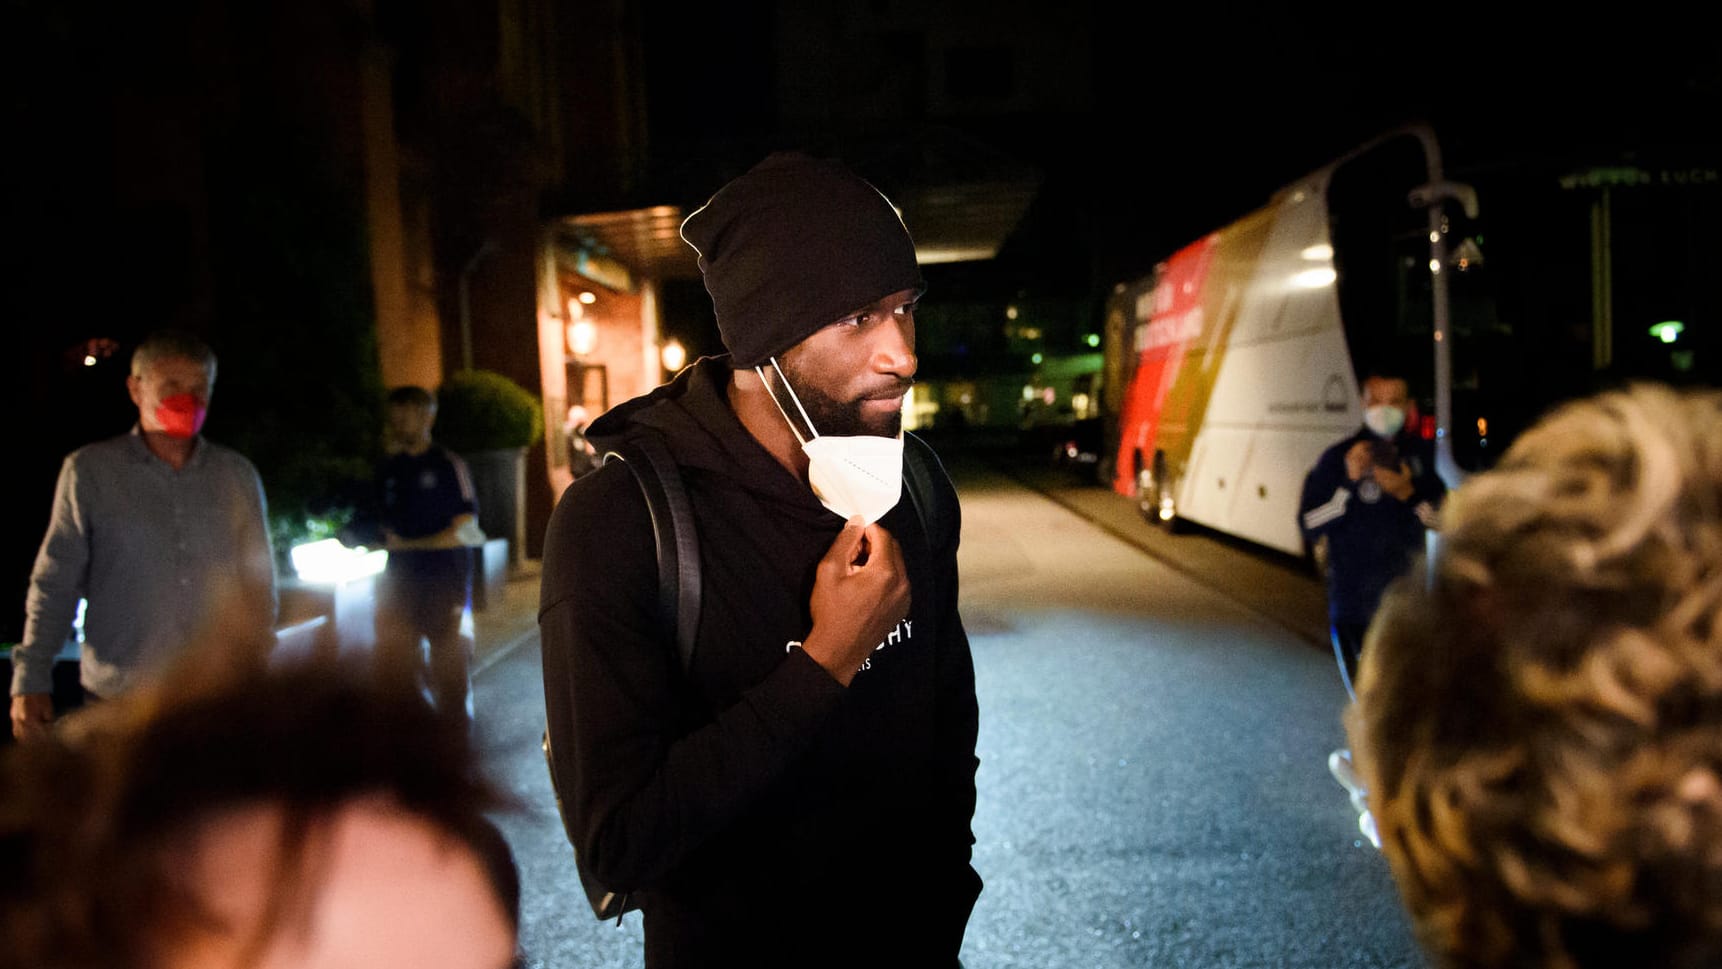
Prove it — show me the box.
[11,330,277,741]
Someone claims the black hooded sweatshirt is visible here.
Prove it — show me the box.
[539,356,982,967]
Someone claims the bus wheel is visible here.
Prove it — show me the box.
[1150,454,1185,533]
[1135,462,1158,523]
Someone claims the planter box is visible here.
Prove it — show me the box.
[463,447,528,568]
[274,572,380,665]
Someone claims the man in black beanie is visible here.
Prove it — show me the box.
[540,152,982,967]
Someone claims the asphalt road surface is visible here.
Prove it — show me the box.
[473,451,1426,968]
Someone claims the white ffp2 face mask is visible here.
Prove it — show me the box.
[758,359,904,525]
[801,433,905,525]
[1363,403,1405,439]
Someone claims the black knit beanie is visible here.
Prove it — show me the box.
[679,152,926,369]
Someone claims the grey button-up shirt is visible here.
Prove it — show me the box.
[14,427,278,698]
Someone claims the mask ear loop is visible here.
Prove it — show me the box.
[756,358,822,445]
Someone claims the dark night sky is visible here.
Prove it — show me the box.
[9,4,1719,327]
[1074,15,1718,280]
[4,4,1718,388]
[637,4,1721,291]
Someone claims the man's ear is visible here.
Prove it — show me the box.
[126,374,144,408]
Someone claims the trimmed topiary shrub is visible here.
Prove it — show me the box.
[434,369,544,453]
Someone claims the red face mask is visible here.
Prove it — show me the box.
[155,393,208,439]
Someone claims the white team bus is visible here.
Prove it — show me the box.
[1101,121,1716,559]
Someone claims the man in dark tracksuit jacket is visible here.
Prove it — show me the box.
[1298,373,1446,698]
[539,153,981,968]
[372,385,481,722]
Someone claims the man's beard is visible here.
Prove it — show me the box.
[773,359,904,438]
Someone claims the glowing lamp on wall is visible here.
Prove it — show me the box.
[661,339,687,373]
[565,297,598,357]
[567,320,598,357]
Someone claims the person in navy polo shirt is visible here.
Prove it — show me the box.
[372,385,482,723]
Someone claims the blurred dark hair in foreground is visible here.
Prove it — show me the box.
[1350,382,1722,969]
[0,646,521,969]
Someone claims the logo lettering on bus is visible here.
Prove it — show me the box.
[1137,307,1205,352]
[1152,284,1175,316]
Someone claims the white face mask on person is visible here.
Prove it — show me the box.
[757,359,903,525]
[1363,403,1406,439]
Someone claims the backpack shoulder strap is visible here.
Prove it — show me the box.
[544,437,700,924]
[602,438,701,672]
[902,431,952,553]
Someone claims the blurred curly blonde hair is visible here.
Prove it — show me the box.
[1348,382,1722,969]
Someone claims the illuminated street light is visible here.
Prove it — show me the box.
[1650,320,1685,344]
